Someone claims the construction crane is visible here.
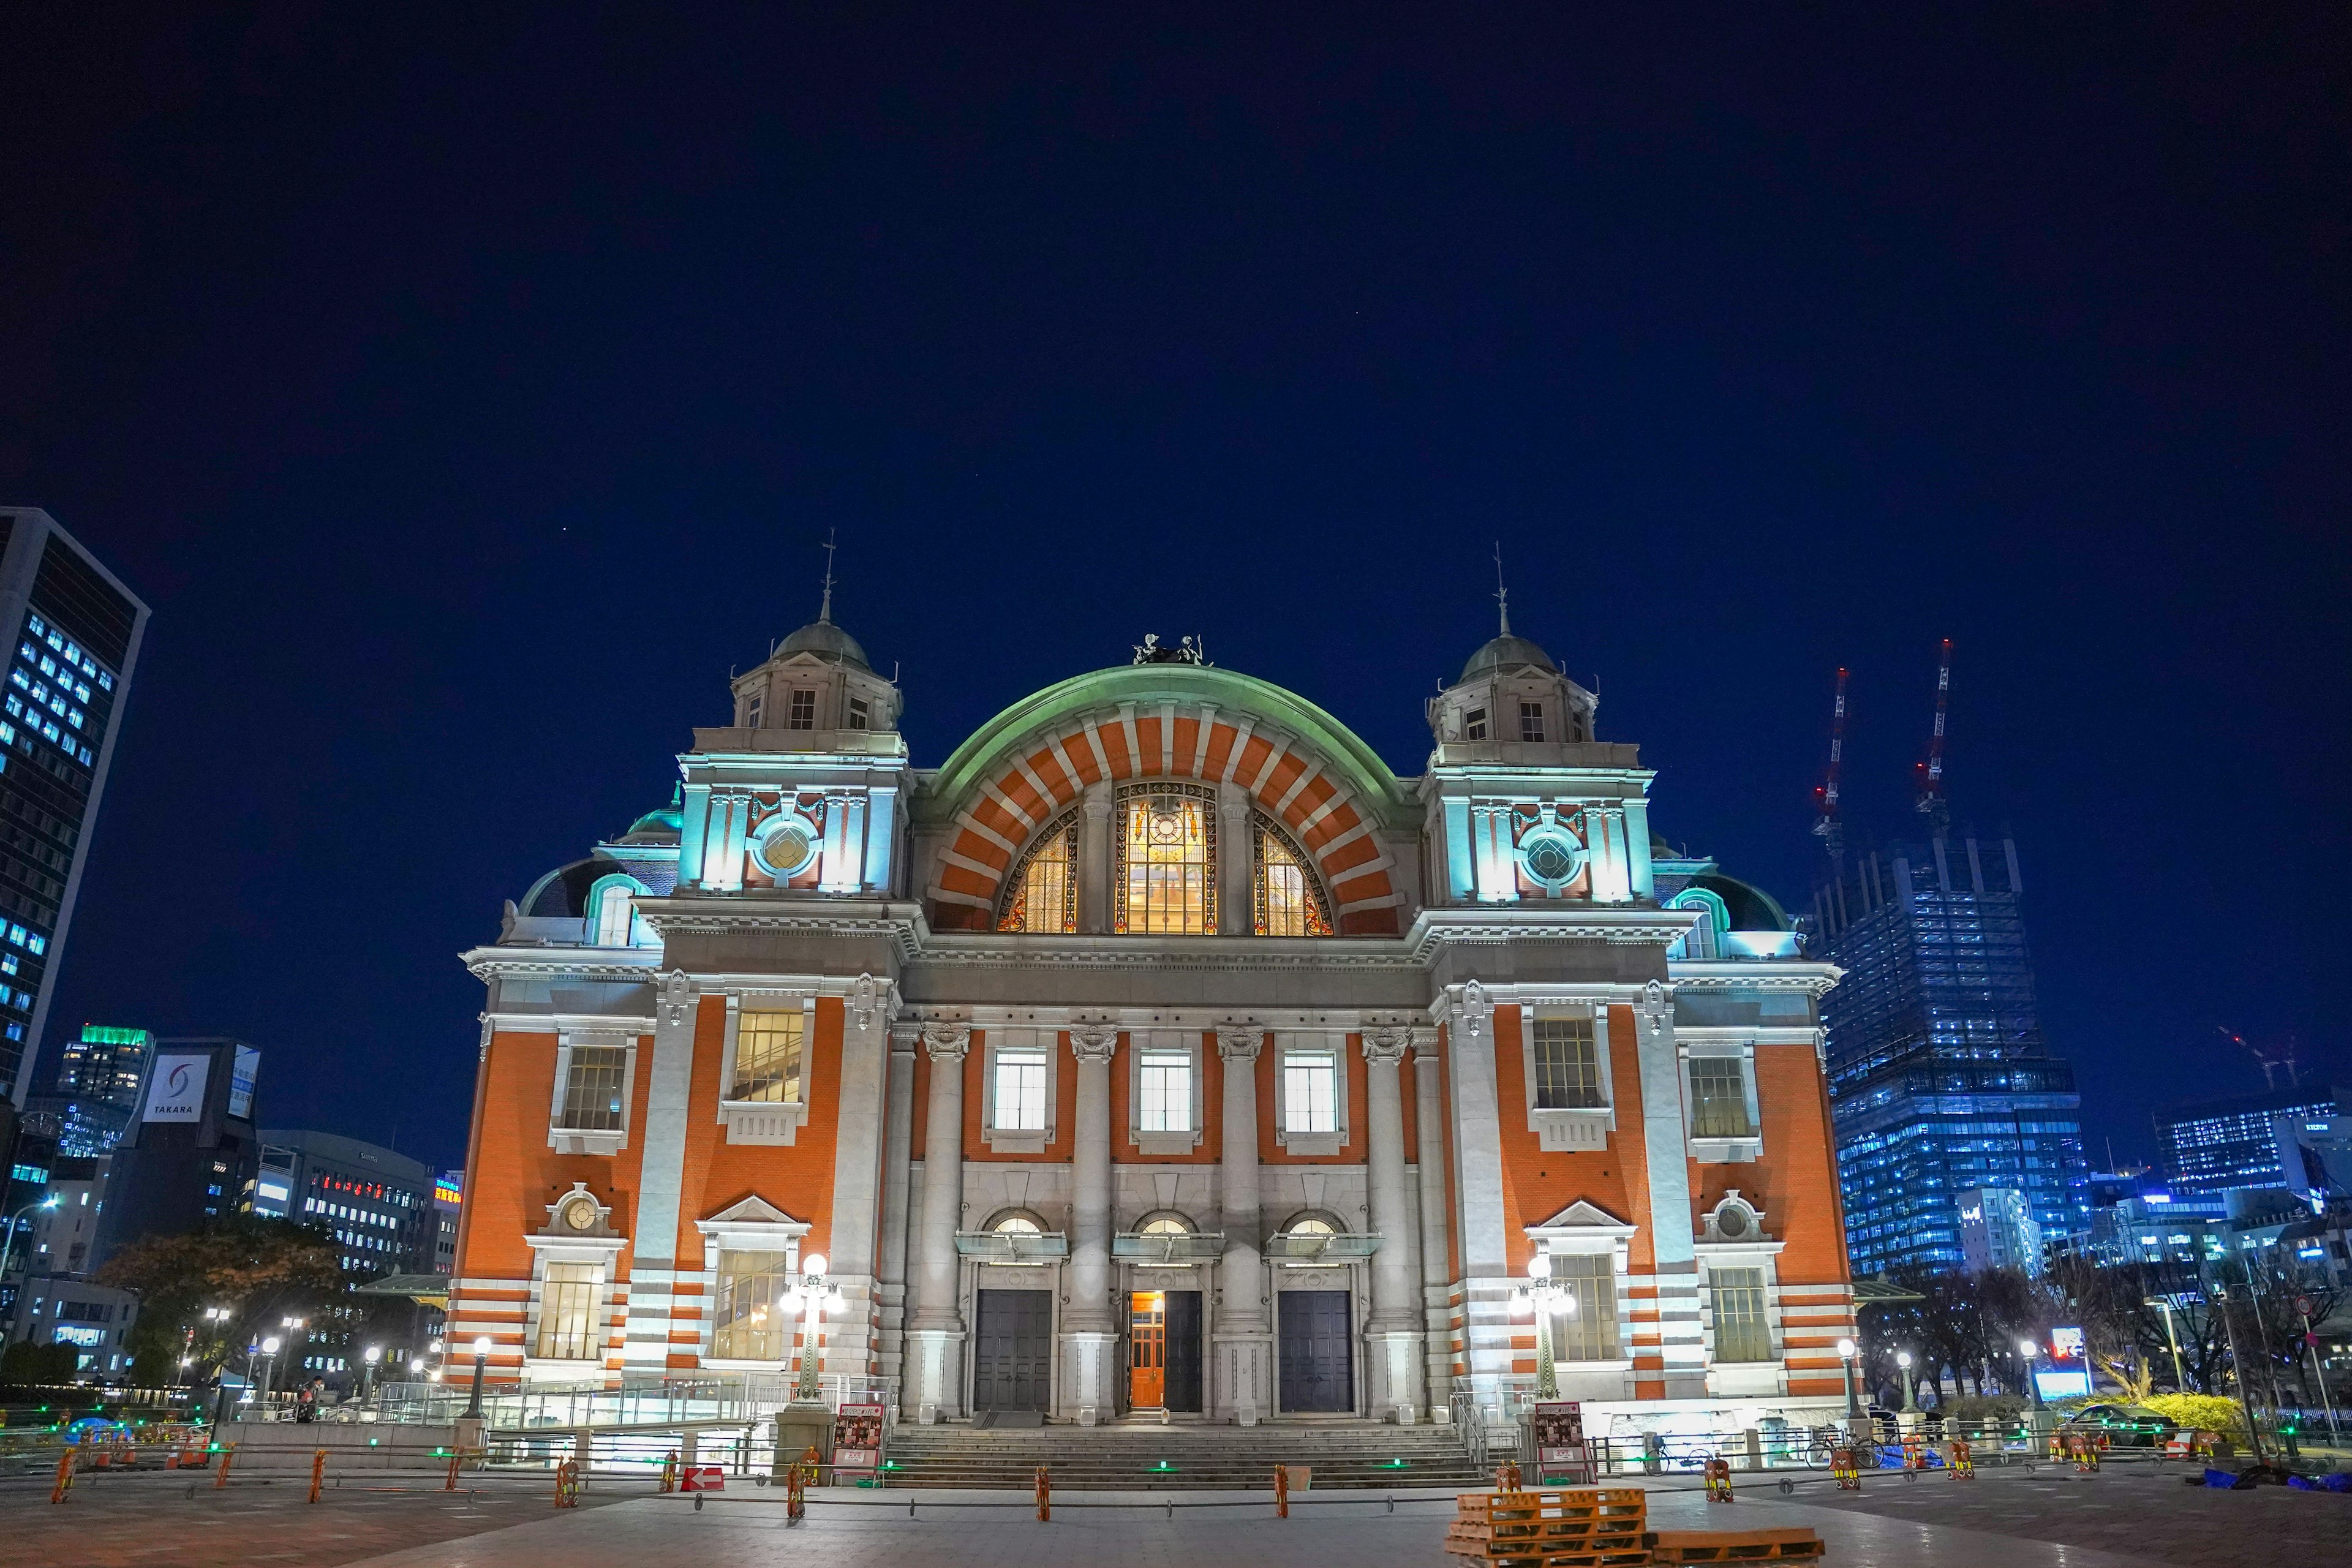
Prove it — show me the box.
[1809,667,1849,869]
[1912,638,1953,837]
[2217,1025,2301,1090]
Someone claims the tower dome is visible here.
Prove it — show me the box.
[778,616,869,670]
[1460,632,1558,682]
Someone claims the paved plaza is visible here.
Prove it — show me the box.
[4,1461,2348,1566]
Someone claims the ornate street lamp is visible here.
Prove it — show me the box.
[2019,1338,2043,1411]
[1896,1350,1917,1412]
[463,1335,491,1420]
[786,1253,847,1406]
[1510,1254,1570,1401]
[1836,1337,1861,1422]
[361,1344,383,1403]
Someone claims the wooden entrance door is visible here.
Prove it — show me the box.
[1128,1291,1166,1408]
[972,1289,1052,1412]
[1277,1289,1354,1413]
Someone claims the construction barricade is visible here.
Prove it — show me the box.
[1830,1444,1862,1491]
[1446,1487,1647,1568]
[1702,1456,1734,1502]
[1947,1436,1975,1479]
[553,1459,582,1508]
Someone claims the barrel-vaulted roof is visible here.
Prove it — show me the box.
[919,663,1412,936]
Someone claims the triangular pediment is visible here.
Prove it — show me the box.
[701,1194,803,1227]
[1532,1198,1632,1231]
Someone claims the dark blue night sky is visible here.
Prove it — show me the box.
[3,7,2344,1174]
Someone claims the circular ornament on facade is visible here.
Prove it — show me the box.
[1517,825,1585,889]
[1148,804,1184,843]
[753,817,818,878]
[560,1195,600,1231]
[1715,1205,1750,1239]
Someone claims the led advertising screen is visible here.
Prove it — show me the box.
[2034,1368,2092,1400]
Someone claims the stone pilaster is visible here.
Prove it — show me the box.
[621,969,698,1375]
[1633,979,1705,1399]
[823,974,892,1381]
[1213,1025,1272,1423]
[875,1019,919,1384]
[1434,979,1512,1418]
[906,1022,970,1420]
[1412,1031,1456,1419]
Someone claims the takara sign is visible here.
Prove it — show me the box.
[142,1053,211,1123]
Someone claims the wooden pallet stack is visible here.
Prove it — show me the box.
[1444,1487,1651,1568]
[1646,1529,1825,1563]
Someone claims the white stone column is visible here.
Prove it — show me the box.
[1060,1023,1120,1423]
[1218,786,1253,935]
[1213,1026,1272,1423]
[1079,786,1114,934]
[1412,1030,1455,1420]
[1633,979,1706,1399]
[622,970,699,1374]
[876,1020,919,1387]
[907,1022,970,1421]
[1363,1025,1425,1422]
[823,975,891,1382]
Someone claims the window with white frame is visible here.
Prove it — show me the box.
[730,1011,805,1104]
[710,1250,791,1361]
[1531,1019,1603,1110]
[1139,1047,1191,1133]
[535,1262,603,1359]
[1545,1253,1619,1361]
[1708,1267,1773,1362]
[787,689,816,729]
[1283,1049,1338,1134]
[1688,1057,1754,1139]
[557,1047,627,1131]
[1520,701,1545,742]
[993,1042,1049,1132]
[592,883,636,947]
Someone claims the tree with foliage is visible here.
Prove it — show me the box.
[94,1215,339,1384]
[0,1340,82,1386]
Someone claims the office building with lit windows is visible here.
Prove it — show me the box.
[1812,837,2089,1274]
[254,1129,438,1384]
[0,508,148,1109]
[449,598,1857,1441]
[89,1036,263,1269]
[25,1023,154,1156]
[2156,1084,2350,1196]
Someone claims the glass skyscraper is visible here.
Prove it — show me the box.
[26,1023,154,1155]
[2155,1084,2349,1195]
[0,508,148,1108]
[1812,835,2089,1273]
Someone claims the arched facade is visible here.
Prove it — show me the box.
[451,615,1855,1442]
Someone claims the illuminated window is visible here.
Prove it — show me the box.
[994,1212,1042,1234]
[1545,1253,1619,1362]
[1139,1049,1191,1133]
[1520,702,1545,742]
[1689,1058,1754,1139]
[1464,707,1488,741]
[1253,821,1332,937]
[993,1045,1049,1131]
[998,812,1079,933]
[1531,1019,1603,1109]
[535,1262,602,1360]
[1283,1049,1338,1134]
[710,1251,791,1361]
[592,883,635,946]
[730,1012,805,1104]
[1140,1215,1190,1235]
[1708,1267,1773,1363]
[1114,785,1216,935]
[557,1047,627,1131]
[787,690,816,729]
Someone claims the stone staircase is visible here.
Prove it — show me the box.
[880,1419,1485,1490]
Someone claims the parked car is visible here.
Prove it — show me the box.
[2066,1403,2177,1447]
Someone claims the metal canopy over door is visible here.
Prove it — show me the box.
[1277,1289,1353,1413]
[1128,1291,1166,1408]
[1164,1291,1204,1413]
[972,1289,1052,1412]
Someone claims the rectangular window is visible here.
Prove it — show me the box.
[1546,1253,1619,1362]
[1139,1049,1191,1133]
[745,693,763,726]
[847,696,870,730]
[1709,1267,1773,1362]
[1463,707,1487,741]
[729,1011,804,1104]
[1531,1019,1603,1110]
[557,1047,627,1131]
[787,689,816,729]
[1283,1049,1338,1134]
[710,1250,791,1361]
[1520,701,1545,742]
[993,1046,1049,1131]
[535,1262,601,1360]
[1689,1058,1755,1139]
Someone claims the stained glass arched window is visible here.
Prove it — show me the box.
[1114,784,1216,934]
[1253,818,1332,937]
[997,808,1080,933]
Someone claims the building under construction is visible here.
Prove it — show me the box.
[1805,644,2089,1274]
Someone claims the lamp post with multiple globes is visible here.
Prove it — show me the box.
[1509,1255,1572,1401]
[787,1254,846,1405]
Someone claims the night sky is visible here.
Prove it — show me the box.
[4,9,2344,1177]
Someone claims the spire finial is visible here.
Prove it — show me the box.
[1493,541,1510,636]
[818,529,838,625]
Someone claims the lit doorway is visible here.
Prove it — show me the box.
[1128,1291,1166,1408]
